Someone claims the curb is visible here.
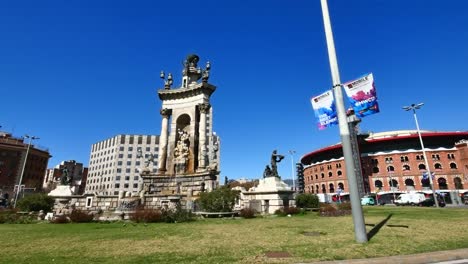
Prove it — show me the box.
[306,248,468,264]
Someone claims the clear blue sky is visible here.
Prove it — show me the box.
[1,0,467,182]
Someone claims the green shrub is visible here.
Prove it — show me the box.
[337,202,352,211]
[50,214,70,224]
[239,208,256,218]
[16,193,54,212]
[284,207,301,215]
[319,203,351,217]
[197,186,239,212]
[296,193,319,208]
[161,204,194,223]
[69,209,94,223]
[130,207,164,223]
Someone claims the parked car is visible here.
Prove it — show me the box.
[361,196,375,206]
[462,192,468,205]
[419,196,446,207]
[395,193,426,206]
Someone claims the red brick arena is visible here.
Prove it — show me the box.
[300,130,468,204]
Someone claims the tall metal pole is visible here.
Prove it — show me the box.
[320,0,367,243]
[404,103,439,207]
[289,150,296,191]
[13,135,38,208]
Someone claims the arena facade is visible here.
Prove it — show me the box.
[300,130,468,202]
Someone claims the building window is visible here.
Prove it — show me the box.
[133,183,138,188]
[124,184,129,188]
[118,161,122,166]
[338,182,344,192]
[328,172,333,177]
[119,146,124,151]
[86,197,93,208]
[125,176,130,181]
[329,183,335,193]
[403,164,410,171]
[372,167,379,173]
[447,153,455,159]
[337,170,342,177]
[127,161,131,166]
[450,162,458,169]
[375,180,383,188]
[387,166,395,172]
[385,157,393,163]
[432,154,440,160]
[116,176,121,181]
[438,178,448,190]
[405,179,415,187]
[418,164,426,170]
[128,147,133,152]
[115,183,120,188]
[127,154,132,159]
[146,147,150,151]
[136,161,140,166]
[321,173,324,179]
[125,169,130,173]
[454,177,463,189]
[400,156,409,162]
[134,176,139,180]
[434,163,442,170]
[321,184,326,193]
[315,174,318,180]
[118,154,123,158]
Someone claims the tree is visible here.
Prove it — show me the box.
[197,186,239,212]
[16,193,54,212]
[295,193,319,209]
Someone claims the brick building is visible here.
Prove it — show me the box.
[300,130,468,197]
[0,132,51,197]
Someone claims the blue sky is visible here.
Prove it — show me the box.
[1,0,468,182]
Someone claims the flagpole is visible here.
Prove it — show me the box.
[320,0,368,243]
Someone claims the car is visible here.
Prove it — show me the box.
[361,196,375,206]
[419,196,446,207]
[462,192,468,205]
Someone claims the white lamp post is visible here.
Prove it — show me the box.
[13,135,39,208]
[288,150,296,192]
[403,103,439,207]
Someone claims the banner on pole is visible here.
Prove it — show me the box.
[343,73,379,118]
[311,90,338,130]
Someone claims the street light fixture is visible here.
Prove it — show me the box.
[288,150,296,192]
[13,134,40,208]
[403,103,439,207]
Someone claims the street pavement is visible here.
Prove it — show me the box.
[308,248,468,264]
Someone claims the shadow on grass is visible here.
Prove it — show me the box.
[367,213,393,241]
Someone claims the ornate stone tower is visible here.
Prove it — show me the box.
[141,54,220,201]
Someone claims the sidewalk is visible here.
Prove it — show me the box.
[309,248,468,264]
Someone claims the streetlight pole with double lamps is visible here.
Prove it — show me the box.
[403,103,439,207]
[288,150,296,192]
[13,135,40,208]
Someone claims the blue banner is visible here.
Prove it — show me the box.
[311,90,338,130]
[343,73,379,118]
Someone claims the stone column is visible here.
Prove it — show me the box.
[198,103,210,169]
[158,108,172,173]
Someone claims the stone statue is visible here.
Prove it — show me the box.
[174,129,190,174]
[185,54,199,67]
[263,165,272,178]
[270,150,284,178]
[60,168,72,185]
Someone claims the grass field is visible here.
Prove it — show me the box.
[1,206,468,263]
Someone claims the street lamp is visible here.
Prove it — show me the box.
[288,150,296,192]
[13,135,39,208]
[403,103,439,207]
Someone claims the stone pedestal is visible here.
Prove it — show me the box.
[48,185,76,197]
[241,177,295,214]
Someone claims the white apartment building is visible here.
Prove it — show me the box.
[85,135,160,195]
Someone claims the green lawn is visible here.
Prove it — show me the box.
[1,207,467,264]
